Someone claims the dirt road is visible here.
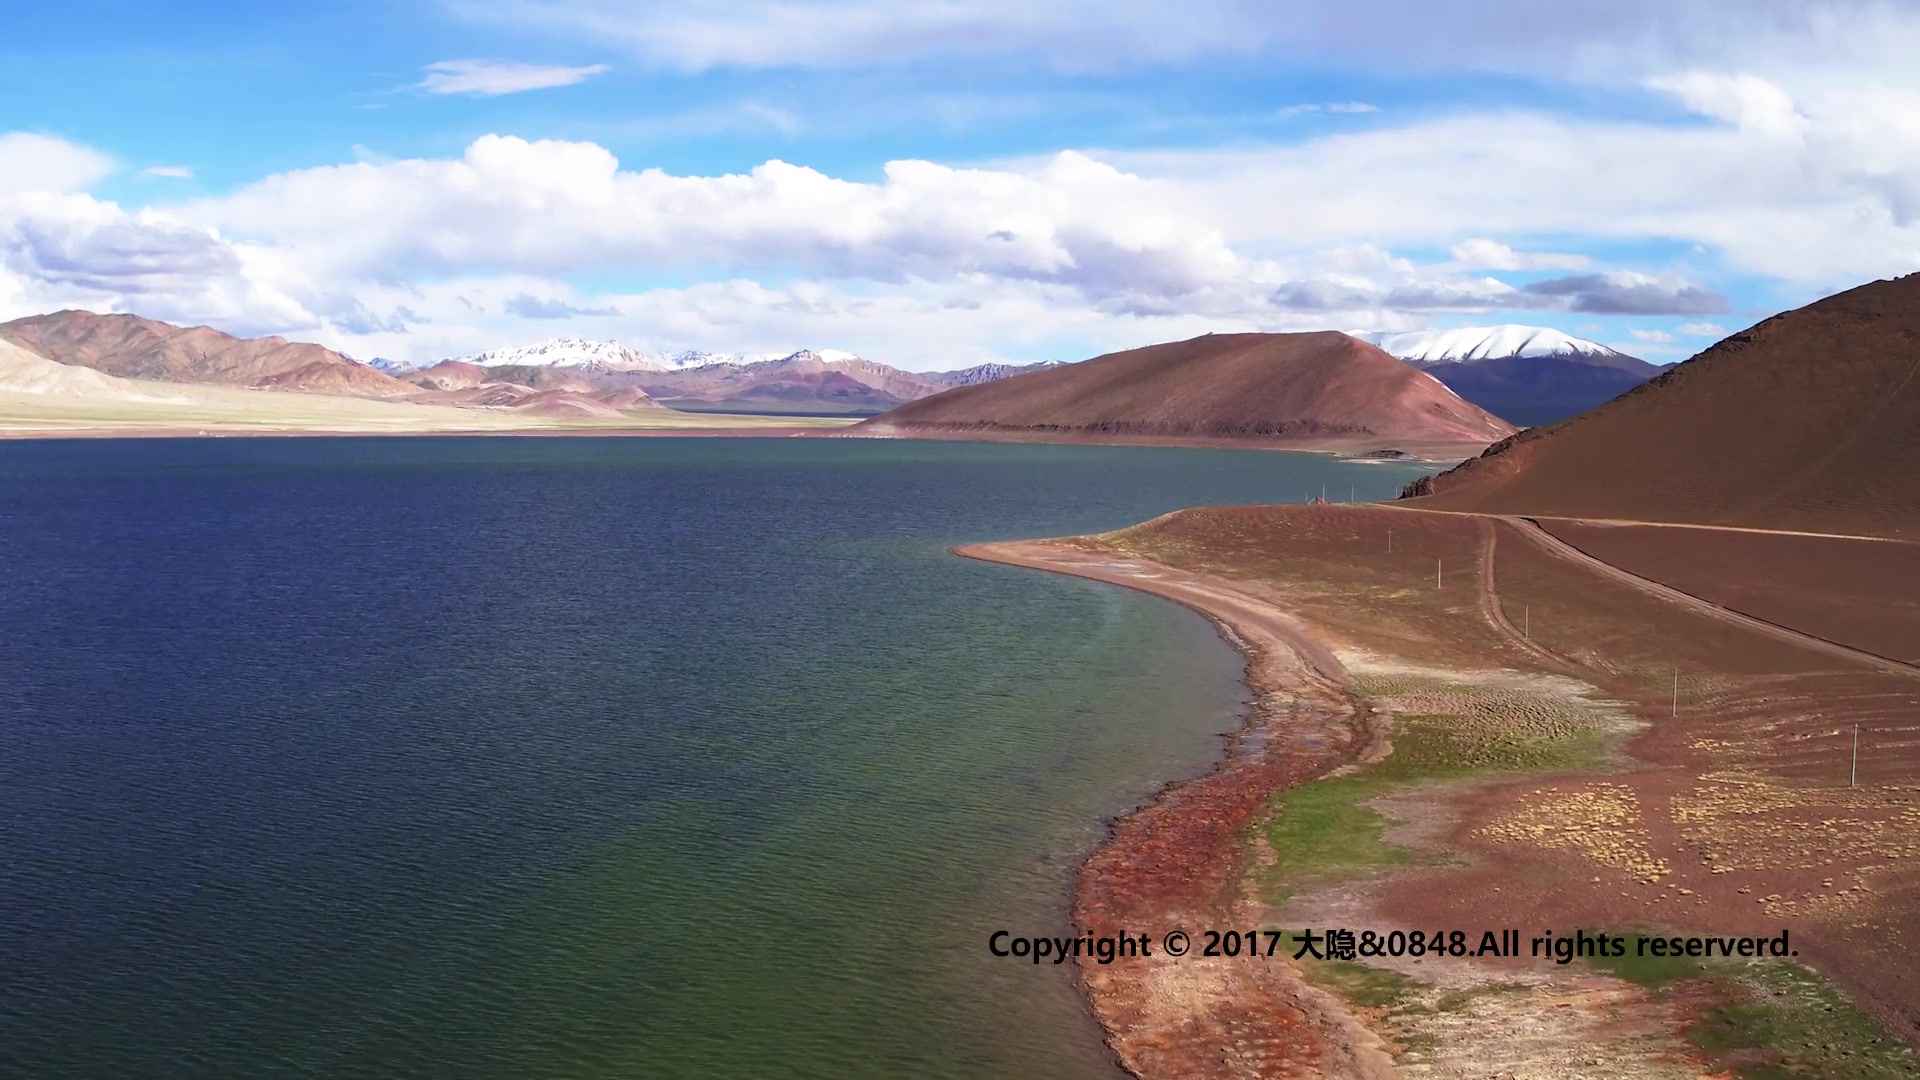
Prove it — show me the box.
[1499,515,1920,680]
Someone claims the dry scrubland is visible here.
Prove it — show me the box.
[0,384,853,436]
[0,333,855,437]
[970,503,1920,1079]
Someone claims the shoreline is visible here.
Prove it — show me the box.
[0,420,1469,463]
[0,423,848,441]
[963,505,1920,1077]
[843,425,1482,463]
[953,537,1396,1078]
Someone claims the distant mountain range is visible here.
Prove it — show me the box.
[929,360,1066,387]
[445,339,807,373]
[393,339,1062,415]
[0,316,1059,419]
[0,311,1658,432]
[1352,325,1660,427]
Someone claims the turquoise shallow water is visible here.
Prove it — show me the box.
[0,437,1430,1078]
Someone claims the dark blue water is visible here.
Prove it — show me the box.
[0,437,1429,1078]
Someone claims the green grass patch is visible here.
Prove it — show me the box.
[1257,714,1602,902]
[1579,933,1917,1078]
[1368,715,1601,780]
[1585,932,1716,988]
[1692,963,1918,1079]
[1260,776,1414,901]
[1297,955,1424,1010]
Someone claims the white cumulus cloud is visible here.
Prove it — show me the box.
[0,134,115,196]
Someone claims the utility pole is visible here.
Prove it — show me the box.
[1851,724,1860,788]
[1524,605,1530,640]
[1387,528,1393,552]
[1436,558,1442,589]
[1672,670,1679,716]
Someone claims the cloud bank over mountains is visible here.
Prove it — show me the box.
[4,0,1919,367]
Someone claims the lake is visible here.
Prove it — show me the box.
[0,436,1429,1078]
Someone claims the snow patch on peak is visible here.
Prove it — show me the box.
[1419,369,1464,401]
[1354,325,1627,364]
[446,339,878,374]
[455,338,667,372]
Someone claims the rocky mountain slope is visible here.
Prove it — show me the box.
[0,310,410,397]
[1401,276,1920,538]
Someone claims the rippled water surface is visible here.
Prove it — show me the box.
[0,437,1428,1079]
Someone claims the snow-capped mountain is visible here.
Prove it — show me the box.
[444,340,875,373]
[664,349,792,369]
[365,357,415,374]
[1350,325,1659,428]
[1352,325,1631,365]
[455,338,669,373]
[929,360,1065,387]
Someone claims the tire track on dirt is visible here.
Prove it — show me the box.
[1502,515,1920,681]
[1474,517,1576,672]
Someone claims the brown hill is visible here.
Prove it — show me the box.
[0,337,189,401]
[402,360,493,391]
[403,372,662,415]
[465,364,599,393]
[1404,274,1920,539]
[855,331,1516,450]
[0,310,410,397]
[509,389,625,419]
[593,386,663,411]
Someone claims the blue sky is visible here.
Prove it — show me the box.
[3,0,1917,369]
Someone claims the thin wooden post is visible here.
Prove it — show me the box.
[1523,605,1529,640]
[1436,558,1442,589]
[1851,724,1859,788]
[1387,528,1392,552]
[1672,671,1679,716]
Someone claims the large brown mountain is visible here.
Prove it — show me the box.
[855,331,1516,450]
[1403,274,1920,539]
[0,310,410,397]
